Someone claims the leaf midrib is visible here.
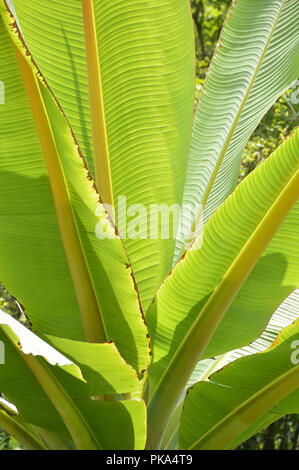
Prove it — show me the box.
[82,0,114,209]
[11,28,107,343]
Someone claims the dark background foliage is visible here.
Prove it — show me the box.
[0,0,298,450]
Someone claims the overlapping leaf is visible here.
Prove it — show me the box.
[0,310,146,449]
[162,289,299,450]
[180,319,299,450]
[187,289,299,392]
[148,128,299,398]
[0,5,150,373]
[146,127,299,449]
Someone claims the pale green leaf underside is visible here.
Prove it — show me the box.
[148,127,299,395]
[0,9,149,373]
[187,289,299,395]
[229,289,299,359]
[179,319,299,450]
[174,0,299,262]
[12,0,196,310]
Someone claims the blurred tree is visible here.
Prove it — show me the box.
[239,415,299,450]
[191,0,231,83]
[240,86,299,181]
[0,284,20,319]
[0,429,23,451]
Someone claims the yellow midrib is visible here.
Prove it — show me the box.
[14,44,107,344]
[82,0,114,210]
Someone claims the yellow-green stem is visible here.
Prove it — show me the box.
[21,353,101,450]
[0,324,101,450]
[14,44,107,344]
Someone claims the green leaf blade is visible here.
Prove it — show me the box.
[174,0,299,260]
[147,128,299,448]
[180,319,299,450]
[0,7,150,374]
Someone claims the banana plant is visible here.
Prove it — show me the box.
[0,0,298,450]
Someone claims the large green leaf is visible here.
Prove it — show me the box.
[0,5,150,373]
[11,0,196,309]
[146,127,299,447]
[174,0,299,261]
[0,309,146,449]
[0,407,48,450]
[179,319,299,450]
[162,289,299,449]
